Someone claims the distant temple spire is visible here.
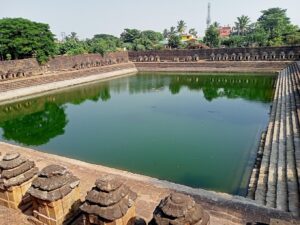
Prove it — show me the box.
[206,2,211,29]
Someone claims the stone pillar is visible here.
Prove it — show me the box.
[28,165,81,225]
[151,192,210,225]
[0,153,38,211]
[80,174,137,225]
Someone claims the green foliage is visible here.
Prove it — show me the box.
[221,8,299,48]
[234,15,251,36]
[168,34,182,49]
[204,23,220,48]
[120,29,163,51]
[188,28,198,37]
[177,20,187,34]
[221,36,246,47]
[257,8,298,46]
[0,18,56,63]
[87,34,122,55]
[57,33,88,56]
[5,54,11,60]
[120,29,141,43]
[285,32,300,45]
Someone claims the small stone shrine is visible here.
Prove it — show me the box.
[28,164,81,225]
[151,192,210,225]
[80,174,137,225]
[0,152,38,211]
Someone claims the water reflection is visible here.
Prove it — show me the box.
[1,103,67,146]
[0,73,275,146]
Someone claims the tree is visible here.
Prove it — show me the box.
[0,18,56,63]
[163,29,169,39]
[120,29,141,43]
[234,15,251,36]
[285,31,300,45]
[140,30,163,43]
[258,8,298,46]
[168,34,181,49]
[203,23,220,48]
[170,26,177,35]
[57,33,87,56]
[177,20,187,34]
[189,28,198,37]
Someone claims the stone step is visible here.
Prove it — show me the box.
[253,63,300,216]
[286,64,300,217]
[275,68,288,212]
[266,67,284,208]
[255,70,282,204]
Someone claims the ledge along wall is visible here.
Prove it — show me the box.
[247,61,300,217]
[129,46,300,62]
[0,52,130,80]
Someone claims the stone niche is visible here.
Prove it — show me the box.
[80,174,137,225]
[0,152,38,211]
[151,192,210,225]
[28,164,81,225]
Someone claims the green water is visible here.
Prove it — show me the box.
[0,73,276,195]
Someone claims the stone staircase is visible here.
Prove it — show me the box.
[247,62,300,217]
[0,63,135,93]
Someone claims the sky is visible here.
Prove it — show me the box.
[1,0,299,39]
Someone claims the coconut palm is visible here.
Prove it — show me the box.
[235,15,251,36]
[169,26,177,35]
[177,20,187,34]
[189,28,198,37]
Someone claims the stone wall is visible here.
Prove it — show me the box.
[134,61,289,73]
[129,46,300,62]
[0,52,129,81]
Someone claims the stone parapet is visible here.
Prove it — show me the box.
[129,46,300,62]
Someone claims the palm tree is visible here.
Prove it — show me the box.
[170,26,177,35]
[163,29,169,39]
[177,20,187,34]
[235,15,251,36]
[188,28,198,37]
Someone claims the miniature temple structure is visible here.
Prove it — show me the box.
[0,152,38,211]
[28,164,81,225]
[80,174,137,225]
[151,192,210,225]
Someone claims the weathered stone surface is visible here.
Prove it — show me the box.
[0,154,27,170]
[95,174,125,192]
[2,160,35,179]
[28,164,80,202]
[0,153,38,190]
[3,153,20,161]
[0,167,38,189]
[85,185,130,206]
[32,172,77,191]
[80,174,137,222]
[152,193,210,225]
[39,164,67,178]
[81,195,131,221]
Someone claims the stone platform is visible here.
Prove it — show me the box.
[0,142,299,225]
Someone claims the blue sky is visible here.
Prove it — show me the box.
[1,0,299,39]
